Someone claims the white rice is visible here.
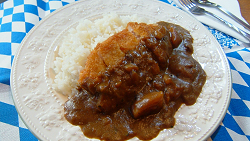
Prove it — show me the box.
[53,13,152,96]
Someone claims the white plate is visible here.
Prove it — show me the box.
[11,0,231,140]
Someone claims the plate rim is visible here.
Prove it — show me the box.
[10,0,232,140]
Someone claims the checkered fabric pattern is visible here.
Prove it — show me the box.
[0,0,250,140]
[221,46,250,141]
[0,0,78,140]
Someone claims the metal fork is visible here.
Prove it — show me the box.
[192,0,250,31]
[178,0,250,44]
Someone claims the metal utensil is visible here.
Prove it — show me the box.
[192,0,250,31]
[178,0,250,43]
[241,42,250,47]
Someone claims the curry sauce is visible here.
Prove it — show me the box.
[64,21,206,140]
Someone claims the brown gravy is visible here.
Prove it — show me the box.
[64,21,206,141]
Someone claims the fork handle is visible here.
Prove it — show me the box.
[216,5,250,31]
[205,11,250,42]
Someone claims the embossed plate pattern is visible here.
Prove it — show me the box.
[10,0,231,140]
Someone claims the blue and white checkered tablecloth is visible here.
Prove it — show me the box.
[0,0,250,140]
